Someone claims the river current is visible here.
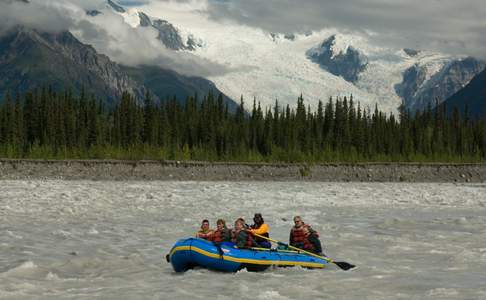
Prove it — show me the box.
[1,181,486,299]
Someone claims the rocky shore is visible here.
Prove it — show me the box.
[1,159,486,182]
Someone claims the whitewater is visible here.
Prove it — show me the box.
[1,180,486,299]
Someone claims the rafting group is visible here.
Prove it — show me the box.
[195,214,325,256]
[167,213,355,272]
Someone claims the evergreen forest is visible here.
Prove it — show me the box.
[1,88,485,162]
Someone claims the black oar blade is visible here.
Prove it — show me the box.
[333,261,355,271]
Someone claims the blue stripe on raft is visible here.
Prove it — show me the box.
[167,238,327,272]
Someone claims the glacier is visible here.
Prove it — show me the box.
[56,0,484,114]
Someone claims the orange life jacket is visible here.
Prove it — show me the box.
[211,228,228,243]
[290,224,317,251]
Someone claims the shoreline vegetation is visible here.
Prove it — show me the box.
[1,159,486,182]
[1,88,486,164]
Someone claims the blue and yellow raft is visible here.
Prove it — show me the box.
[166,238,328,272]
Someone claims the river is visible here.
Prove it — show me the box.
[1,181,486,299]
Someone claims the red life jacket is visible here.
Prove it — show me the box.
[211,229,224,243]
[290,224,317,251]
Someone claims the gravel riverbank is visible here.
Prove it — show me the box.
[1,159,486,182]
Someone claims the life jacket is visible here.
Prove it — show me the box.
[232,230,255,248]
[211,230,223,243]
[290,224,317,251]
[211,228,228,243]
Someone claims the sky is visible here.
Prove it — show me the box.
[138,0,486,59]
[0,0,485,71]
[0,0,230,76]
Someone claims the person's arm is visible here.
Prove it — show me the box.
[197,230,213,239]
[249,223,269,235]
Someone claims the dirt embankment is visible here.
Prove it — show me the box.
[1,159,486,182]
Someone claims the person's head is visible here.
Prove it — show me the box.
[293,216,303,228]
[253,213,264,225]
[201,219,210,230]
[234,218,245,231]
[216,219,226,230]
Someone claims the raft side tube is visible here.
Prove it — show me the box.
[167,238,327,273]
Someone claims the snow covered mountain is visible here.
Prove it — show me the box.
[306,35,369,83]
[6,0,484,115]
[91,0,483,115]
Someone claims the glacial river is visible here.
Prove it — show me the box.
[1,181,486,299]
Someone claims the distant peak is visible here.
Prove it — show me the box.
[86,10,102,17]
[107,0,125,13]
[283,33,295,41]
[3,0,30,4]
[403,48,420,57]
[307,34,368,83]
[138,12,152,27]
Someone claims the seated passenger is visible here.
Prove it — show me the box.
[249,213,271,248]
[289,216,324,256]
[210,219,232,244]
[232,218,257,249]
[196,219,214,240]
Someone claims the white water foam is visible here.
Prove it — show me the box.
[1,180,486,299]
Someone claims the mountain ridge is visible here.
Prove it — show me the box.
[0,26,237,109]
[441,67,486,118]
[104,1,485,114]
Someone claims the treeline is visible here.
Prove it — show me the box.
[0,88,485,162]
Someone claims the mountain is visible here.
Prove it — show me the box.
[395,57,486,112]
[107,0,125,13]
[3,0,484,115]
[0,27,237,109]
[306,35,368,83]
[122,64,238,111]
[440,67,486,119]
[0,27,144,105]
[86,10,102,17]
[137,12,193,51]
[104,1,485,114]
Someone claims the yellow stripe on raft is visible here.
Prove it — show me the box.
[169,246,326,268]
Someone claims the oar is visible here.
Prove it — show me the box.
[252,232,355,271]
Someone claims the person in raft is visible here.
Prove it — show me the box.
[289,216,324,256]
[209,219,232,244]
[232,218,258,249]
[196,219,214,240]
[249,213,271,248]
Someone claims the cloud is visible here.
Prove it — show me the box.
[202,0,486,59]
[0,0,78,34]
[0,0,230,77]
[118,0,151,6]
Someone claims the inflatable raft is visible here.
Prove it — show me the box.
[166,238,328,272]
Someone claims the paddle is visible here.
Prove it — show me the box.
[251,232,355,271]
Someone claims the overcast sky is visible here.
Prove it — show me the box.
[1,0,485,63]
[127,0,486,59]
[0,0,231,76]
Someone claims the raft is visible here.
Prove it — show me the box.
[166,238,328,272]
